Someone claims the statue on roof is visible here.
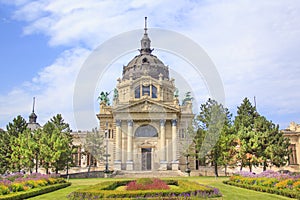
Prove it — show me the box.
[113,88,118,101]
[182,92,193,105]
[97,91,110,105]
[174,88,179,98]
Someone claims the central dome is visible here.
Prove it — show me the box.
[122,53,169,80]
[122,17,169,80]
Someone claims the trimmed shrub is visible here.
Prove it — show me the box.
[0,182,71,200]
[224,180,300,199]
[68,179,221,199]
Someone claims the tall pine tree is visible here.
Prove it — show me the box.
[234,98,258,171]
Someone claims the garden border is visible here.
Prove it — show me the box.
[223,180,300,199]
[68,179,220,199]
[0,182,71,200]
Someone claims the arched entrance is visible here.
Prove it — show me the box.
[135,125,157,171]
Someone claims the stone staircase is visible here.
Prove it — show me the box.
[113,170,185,178]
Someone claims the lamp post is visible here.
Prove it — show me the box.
[185,154,191,176]
[103,122,110,176]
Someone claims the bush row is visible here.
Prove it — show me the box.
[0,177,66,195]
[223,180,300,199]
[0,182,71,200]
[68,179,220,199]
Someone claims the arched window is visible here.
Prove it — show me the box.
[135,84,158,99]
[135,125,158,137]
[142,85,150,96]
[152,85,157,98]
[135,86,140,98]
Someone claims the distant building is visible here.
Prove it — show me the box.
[282,122,300,172]
[27,98,41,131]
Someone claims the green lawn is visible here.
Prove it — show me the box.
[28,177,296,200]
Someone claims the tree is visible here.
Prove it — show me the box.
[49,114,73,173]
[84,127,105,173]
[32,128,42,173]
[234,98,290,172]
[39,114,72,174]
[6,115,28,172]
[39,126,54,174]
[195,98,232,177]
[0,129,10,174]
[6,115,28,137]
[217,125,237,176]
[254,116,290,170]
[11,129,35,173]
[234,98,258,171]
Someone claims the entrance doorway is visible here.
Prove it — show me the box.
[141,148,152,170]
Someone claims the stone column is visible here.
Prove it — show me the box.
[171,119,179,170]
[114,120,122,170]
[159,119,167,170]
[122,130,126,166]
[126,120,134,170]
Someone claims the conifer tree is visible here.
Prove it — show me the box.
[6,115,28,172]
[234,98,258,171]
[0,129,10,174]
[39,114,72,174]
[195,98,232,176]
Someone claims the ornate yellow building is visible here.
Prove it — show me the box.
[96,19,194,171]
[283,122,300,172]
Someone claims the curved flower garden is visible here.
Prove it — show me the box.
[224,170,300,199]
[0,172,70,199]
[68,178,222,199]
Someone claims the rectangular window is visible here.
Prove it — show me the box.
[135,86,140,98]
[152,85,157,98]
[289,144,298,165]
[142,85,150,96]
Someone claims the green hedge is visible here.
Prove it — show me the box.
[223,180,300,199]
[0,182,71,200]
[68,179,218,199]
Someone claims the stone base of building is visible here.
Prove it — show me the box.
[172,160,179,171]
[159,161,168,170]
[126,161,134,170]
[114,160,122,170]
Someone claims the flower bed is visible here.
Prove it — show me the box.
[68,179,222,199]
[224,170,300,199]
[0,172,69,198]
[126,178,170,190]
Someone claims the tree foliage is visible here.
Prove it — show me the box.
[39,114,73,174]
[234,98,259,171]
[234,97,290,172]
[84,127,105,164]
[0,129,10,174]
[0,114,73,174]
[195,98,233,176]
[5,115,29,172]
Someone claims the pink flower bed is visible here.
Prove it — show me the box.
[0,172,65,195]
[126,178,170,190]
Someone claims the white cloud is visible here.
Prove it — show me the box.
[1,0,300,129]
[0,47,91,130]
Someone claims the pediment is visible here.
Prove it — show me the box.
[113,99,179,113]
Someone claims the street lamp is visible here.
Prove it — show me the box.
[103,122,111,176]
[185,154,191,176]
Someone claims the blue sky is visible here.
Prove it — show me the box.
[0,0,300,130]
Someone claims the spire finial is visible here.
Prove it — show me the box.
[32,97,35,113]
[144,16,147,34]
